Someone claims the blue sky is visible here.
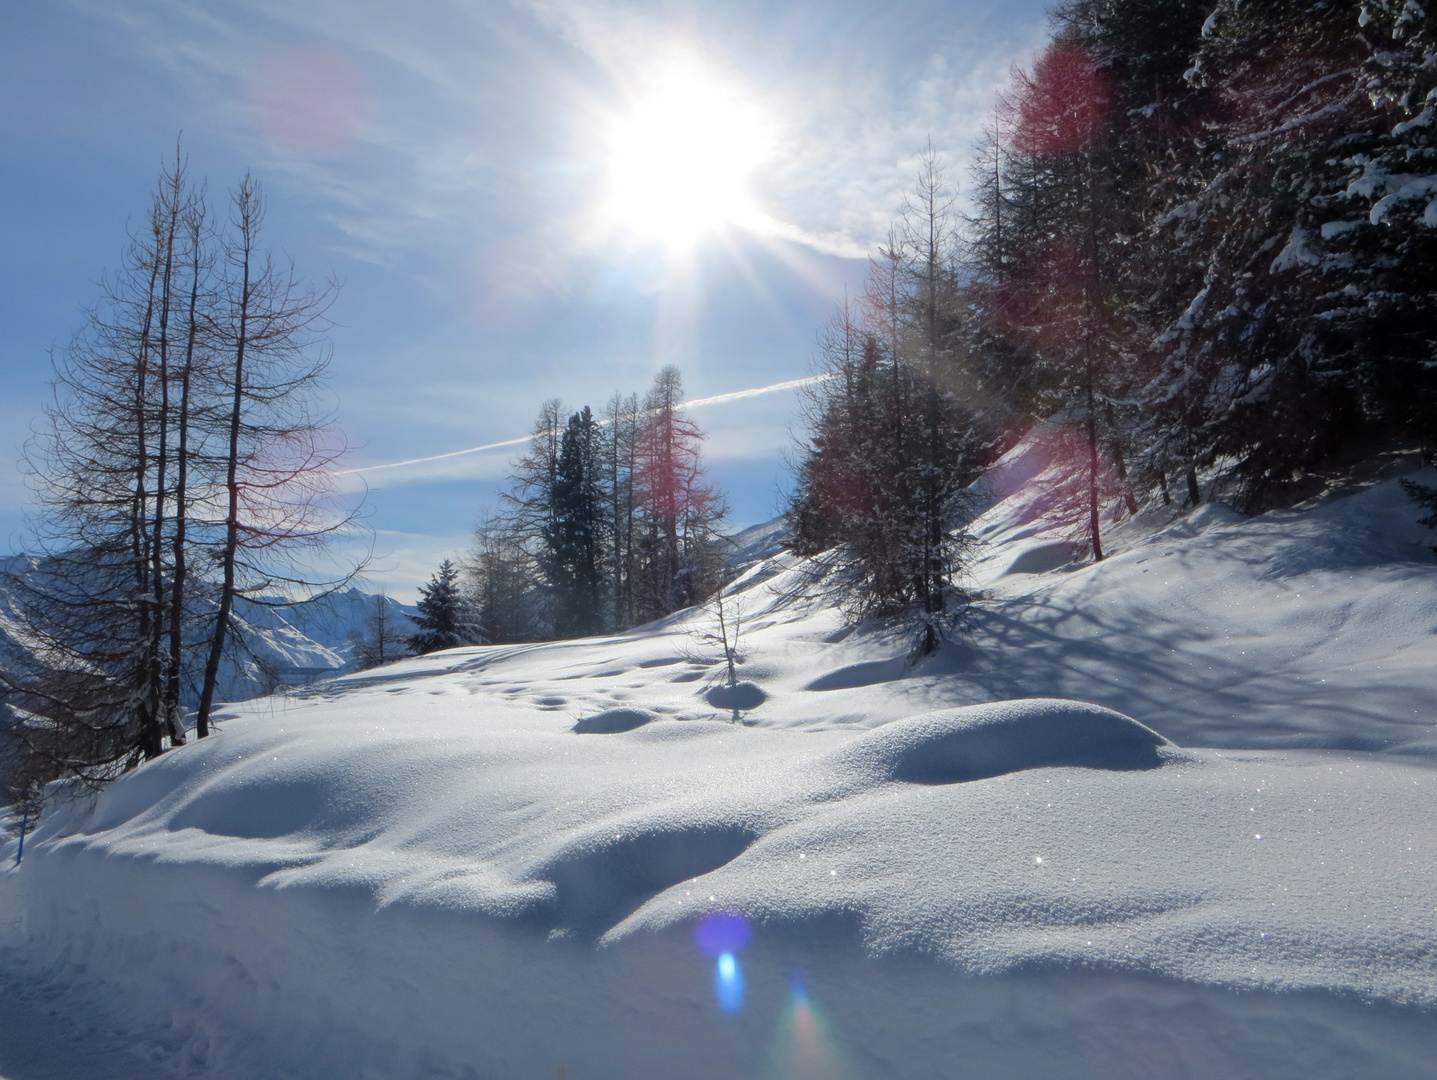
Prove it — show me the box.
[0,0,1049,599]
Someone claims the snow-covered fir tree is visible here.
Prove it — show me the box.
[408,560,479,655]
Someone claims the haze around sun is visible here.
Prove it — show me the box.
[602,64,776,252]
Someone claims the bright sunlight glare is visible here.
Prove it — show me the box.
[605,67,773,251]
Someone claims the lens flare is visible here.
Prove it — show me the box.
[764,974,851,1080]
[715,951,745,1013]
[695,912,751,1013]
[247,47,367,150]
[694,911,751,957]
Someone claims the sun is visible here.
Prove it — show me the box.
[604,66,773,252]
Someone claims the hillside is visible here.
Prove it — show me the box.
[1,441,1435,1079]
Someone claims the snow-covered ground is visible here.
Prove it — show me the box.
[2,438,1436,1079]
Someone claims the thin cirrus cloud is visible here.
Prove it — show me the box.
[69,0,1050,279]
[522,0,1051,249]
[68,0,591,282]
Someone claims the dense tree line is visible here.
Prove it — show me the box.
[1,150,357,790]
[452,365,727,647]
[790,0,1437,637]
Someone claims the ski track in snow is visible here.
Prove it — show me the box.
[2,436,1436,1078]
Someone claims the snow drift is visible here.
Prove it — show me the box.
[2,451,1436,1078]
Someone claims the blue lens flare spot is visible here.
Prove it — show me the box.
[715,951,744,1013]
[694,911,751,958]
[788,971,808,1003]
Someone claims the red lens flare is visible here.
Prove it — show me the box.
[248,47,367,151]
[1010,45,1110,157]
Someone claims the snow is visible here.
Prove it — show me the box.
[1170,283,1210,332]
[1344,158,1437,226]
[1269,226,1320,273]
[1392,107,1433,136]
[722,517,793,574]
[2,438,1437,1077]
[1320,218,1362,240]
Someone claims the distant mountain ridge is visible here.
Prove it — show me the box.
[0,554,415,707]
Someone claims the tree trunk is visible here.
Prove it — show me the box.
[165,206,204,747]
[149,180,179,750]
[1112,442,1139,517]
[1086,382,1104,563]
[133,233,164,761]
[196,180,257,738]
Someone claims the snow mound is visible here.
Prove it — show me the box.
[1000,540,1078,575]
[167,776,336,840]
[573,707,659,733]
[537,820,759,936]
[703,681,767,710]
[805,657,905,690]
[826,699,1175,785]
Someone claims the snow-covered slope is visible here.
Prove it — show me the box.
[722,516,793,574]
[2,448,1435,1079]
[961,435,1437,755]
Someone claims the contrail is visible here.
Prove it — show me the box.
[684,374,824,410]
[334,373,828,477]
[332,435,532,476]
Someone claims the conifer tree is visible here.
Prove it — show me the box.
[599,392,643,631]
[789,0,1437,559]
[789,156,986,647]
[4,152,214,780]
[5,151,362,788]
[633,367,726,620]
[1004,43,1140,556]
[1143,0,1375,509]
[194,175,357,737]
[547,407,604,637]
[476,374,728,640]
[499,399,566,637]
[409,560,478,655]
[468,516,541,644]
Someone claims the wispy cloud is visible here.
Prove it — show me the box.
[67,0,1049,283]
[344,527,479,598]
[521,0,1050,248]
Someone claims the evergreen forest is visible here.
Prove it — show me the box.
[787,0,1437,646]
